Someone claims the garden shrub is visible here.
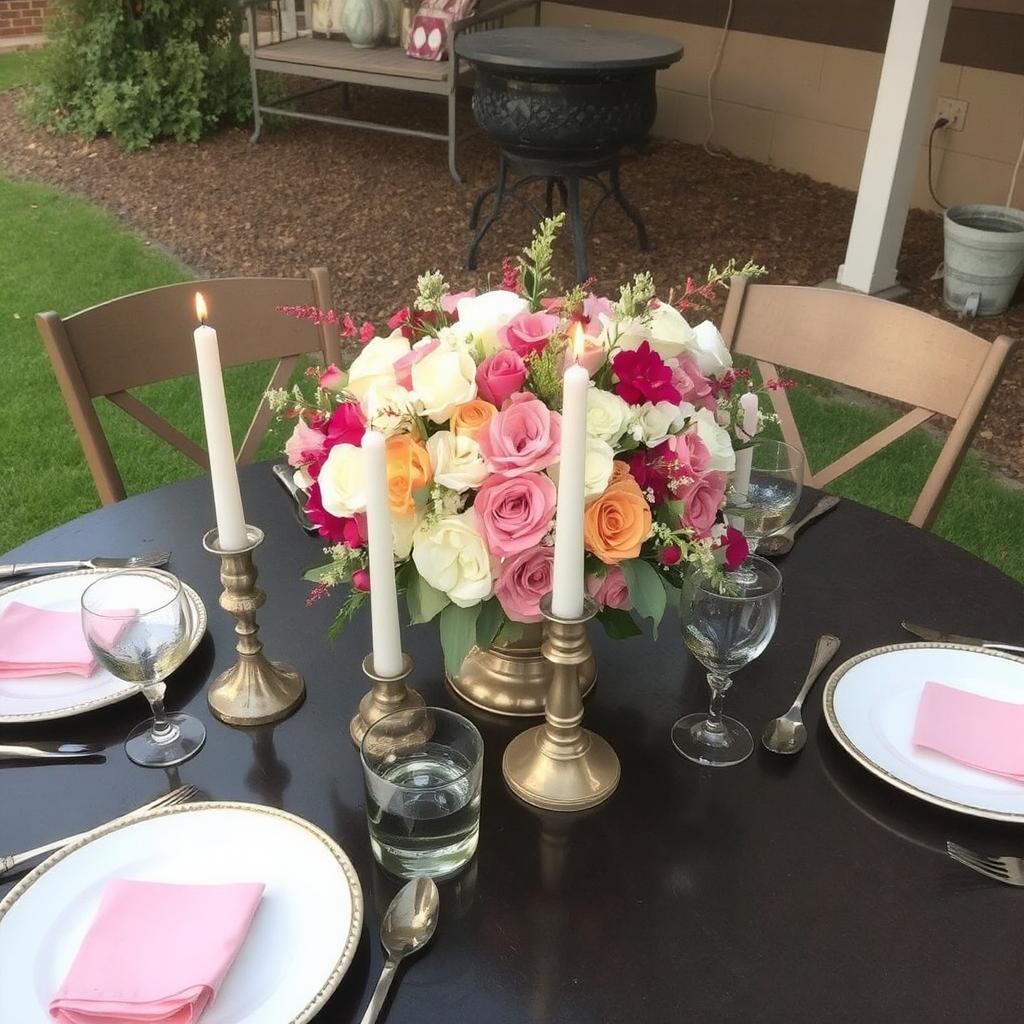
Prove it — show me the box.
[29,0,251,150]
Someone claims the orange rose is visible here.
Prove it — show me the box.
[584,472,653,564]
[450,399,497,441]
[607,460,633,489]
[385,435,432,516]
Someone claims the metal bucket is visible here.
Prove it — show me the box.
[943,204,1024,316]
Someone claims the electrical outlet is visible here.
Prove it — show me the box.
[936,97,968,131]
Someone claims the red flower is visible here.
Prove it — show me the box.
[723,526,749,570]
[352,568,371,592]
[660,545,681,566]
[611,341,681,406]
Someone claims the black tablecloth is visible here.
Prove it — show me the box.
[2,464,1023,1022]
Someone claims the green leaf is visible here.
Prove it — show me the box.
[406,572,450,624]
[494,619,525,646]
[327,589,367,642]
[620,558,667,638]
[597,607,643,639]
[439,603,481,674]
[302,563,336,584]
[475,598,506,650]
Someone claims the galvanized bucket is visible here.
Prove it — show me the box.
[943,204,1024,317]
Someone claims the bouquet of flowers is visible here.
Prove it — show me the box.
[272,216,771,673]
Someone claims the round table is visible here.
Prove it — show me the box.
[2,464,1023,1022]
[456,27,682,281]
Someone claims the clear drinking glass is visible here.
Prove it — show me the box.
[672,556,782,767]
[361,707,483,880]
[81,569,206,768]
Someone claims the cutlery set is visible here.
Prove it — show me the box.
[0,551,171,580]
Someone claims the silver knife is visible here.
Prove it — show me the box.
[0,742,105,762]
[271,463,318,535]
[901,621,1024,655]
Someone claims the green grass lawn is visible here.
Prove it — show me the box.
[0,48,36,92]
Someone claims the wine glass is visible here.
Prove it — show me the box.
[81,569,206,768]
[672,556,782,766]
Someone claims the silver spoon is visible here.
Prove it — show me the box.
[761,634,841,755]
[359,877,440,1024]
[0,742,105,763]
[757,495,840,556]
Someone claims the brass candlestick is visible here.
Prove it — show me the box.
[350,653,425,748]
[502,596,620,811]
[202,526,305,726]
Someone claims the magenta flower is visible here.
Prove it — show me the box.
[476,350,528,410]
[325,402,366,448]
[612,341,681,406]
[305,484,366,546]
[723,526,749,570]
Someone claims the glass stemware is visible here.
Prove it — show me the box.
[81,569,206,768]
[672,556,782,767]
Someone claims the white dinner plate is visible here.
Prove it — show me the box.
[0,569,206,723]
[823,642,1024,823]
[0,801,364,1023]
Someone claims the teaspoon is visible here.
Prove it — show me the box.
[758,494,840,556]
[359,877,440,1024]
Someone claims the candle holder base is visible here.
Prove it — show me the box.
[203,526,306,728]
[501,596,619,811]
[350,653,425,748]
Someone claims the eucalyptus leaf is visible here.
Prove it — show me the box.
[494,619,525,646]
[475,598,506,650]
[597,607,643,639]
[406,573,450,624]
[620,558,667,638]
[439,603,481,674]
[302,563,336,584]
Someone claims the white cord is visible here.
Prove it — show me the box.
[704,0,735,158]
[1007,125,1024,208]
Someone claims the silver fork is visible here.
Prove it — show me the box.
[946,841,1024,886]
[0,551,171,580]
[0,784,198,876]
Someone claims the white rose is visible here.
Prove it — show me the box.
[346,333,410,401]
[455,289,529,357]
[426,430,488,493]
[317,443,367,517]
[412,509,495,607]
[549,435,614,500]
[690,320,732,377]
[646,302,698,360]
[692,407,736,473]
[596,313,646,353]
[586,387,632,445]
[393,510,419,560]
[360,381,417,438]
[411,345,478,423]
[629,401,695,446]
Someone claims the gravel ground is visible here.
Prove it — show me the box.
[2,84,1021,478]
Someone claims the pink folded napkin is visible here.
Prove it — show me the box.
[0,602,126,679]
[50,879,264,1024]
[913,681,1024,782]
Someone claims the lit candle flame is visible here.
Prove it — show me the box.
[194,292,208,325]
[570,321,586,362]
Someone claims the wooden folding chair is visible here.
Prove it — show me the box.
[37,268,340,505]
[719,278,1016,530]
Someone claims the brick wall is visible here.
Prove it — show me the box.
[0,0,50,39]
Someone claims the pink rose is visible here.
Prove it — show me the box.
[319,364,345,391]
[473,471,556,558]
[679,470,728,538]
[478,392,561,476]
[440,288,477,317]
[582,293,614,328]
[476,349,527,408]
[669,430,711,480]
[284,419,327,470]
[671,357,716,411]
[394,338,439,389]
[494,544,554,623]
[325,402,366,449]
[586,565,631,610]
[498,311,560,359]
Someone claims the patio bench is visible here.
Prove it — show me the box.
[243,0,541,182]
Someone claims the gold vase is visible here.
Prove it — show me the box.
[446,622,597,717]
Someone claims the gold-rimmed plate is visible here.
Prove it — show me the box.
[0,569,206,723]
[823,642,1024,824]
[0,801,363,1022]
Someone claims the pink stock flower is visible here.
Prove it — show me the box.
[498,311,560,359]
[305,484,366,546]
[476,349,527,409]
[325,403,366,450]
[440,288,477,316]
[671,356,716,411]
[478,392,561,477]
[501,256,520,293]
[394,338,440,389]
[318,364,345,392]
[723,526,749,570]
[611,341,681,406]
[494,544,554,623]
[586,565,631,610]
[473,472,556,558]
[679,471,728,539]
[284,420,327,471]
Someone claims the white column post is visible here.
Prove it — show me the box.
[836,0,952,295]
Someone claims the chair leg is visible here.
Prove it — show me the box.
[448,88,462,184]
[565,176,588,282]
[246,5,263,144]
[466,154,509,269]
[609,163,648,251]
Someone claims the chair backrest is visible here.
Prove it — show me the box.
[719,278,1015,529]
[38,268,340,505]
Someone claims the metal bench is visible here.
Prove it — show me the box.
[243,0,541,182]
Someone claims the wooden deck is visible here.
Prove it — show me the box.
[254,37,451,83]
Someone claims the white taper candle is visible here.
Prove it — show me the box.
[193,294,248,551]
[361,430,404,678]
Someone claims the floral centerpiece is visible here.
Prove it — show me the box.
[271,217,770,674]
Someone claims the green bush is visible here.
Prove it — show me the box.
[28,0,251,149]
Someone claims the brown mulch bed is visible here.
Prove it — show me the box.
[1,84,1022,478]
